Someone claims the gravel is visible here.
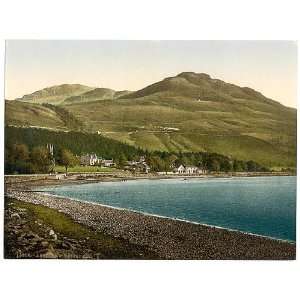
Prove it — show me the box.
[5,188,296,260]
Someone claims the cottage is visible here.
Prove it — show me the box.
[175,164,186,174]
[173,164,205,175]
[125,161,150,173]
[139,156,146,163]
[101,159,115,167]
[197,167,205,174]
[142,162,151,173]
[126,160,138,166]
[80,154,100,166]
[185,166,199,174]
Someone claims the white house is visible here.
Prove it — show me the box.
[173,164,205,175]
[197,167,205,174]
[125,160,150,173]
[141,162,151,173]
[101,159,115,167]
[175,164,186,174]
[80,154,101,166]
[185,166,199,174]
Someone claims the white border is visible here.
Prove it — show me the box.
[0,1,300,300]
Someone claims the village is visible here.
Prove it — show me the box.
[79,153,206,175]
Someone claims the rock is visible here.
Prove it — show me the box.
[11,213,21,220]
[41,241,49,247]
[82,253,93,259]
[61,242,70,249]
[42,250,58,259]
[25,231,36,239]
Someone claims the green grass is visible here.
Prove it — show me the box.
[5,100,67,129]
[62,95,296,165]
[16,199,96,238]
[54,165,116,173]
[9,198,157,259]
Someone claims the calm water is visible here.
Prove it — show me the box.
[41,176,296,241]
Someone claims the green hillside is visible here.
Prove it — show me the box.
[5,100,67,129]
[6,72,297,168]
[15,84,94,104]
[5,100,83,131]
[63,88,131,104]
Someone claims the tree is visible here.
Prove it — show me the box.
[59,149,77,175]
[31,146,52,173]
[115,153,127,169]
[148,155,164,172]
[220,159,233,172]
[14,144,29,161]
[163,154,178,174]
[246,160,257,172]
[233,160,243,172]
[210,159,221,172]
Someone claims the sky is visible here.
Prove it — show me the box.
[5,40,298,108]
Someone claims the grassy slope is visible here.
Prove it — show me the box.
[64,95,296,167]
[63,88,132,104]
[15,84,94,104]
[5,100,67,130]
[5,100,85,131]
[6,73,297,167]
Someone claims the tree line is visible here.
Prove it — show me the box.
[5,143,78,174]
[5,126,269,174]
[145,151,269,173]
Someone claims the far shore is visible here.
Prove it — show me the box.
[4,170,296,187]
[4,174,296,260]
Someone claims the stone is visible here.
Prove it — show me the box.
[11,213,21,220]
[41,241,49,247]
[61,242,70,249]
[42,250,58,259]
[82,253,93,259]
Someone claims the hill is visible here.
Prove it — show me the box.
[122,72,277,105]
[6,72,297,168]
[63,88,131,104]
[5,100,83,131]
[63,73,296,167]
[15,84,94,104]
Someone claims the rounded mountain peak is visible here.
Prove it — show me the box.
[177,72,211,80]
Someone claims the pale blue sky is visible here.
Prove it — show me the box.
[5,40,297,107]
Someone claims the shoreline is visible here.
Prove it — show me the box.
[5,172,296,189]
[38,191,295,245]
[12,174,296,244]
[5,177,296,259]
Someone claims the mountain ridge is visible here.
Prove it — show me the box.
[15,84,94,104]
[6,72,296,167]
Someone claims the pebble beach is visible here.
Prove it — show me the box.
[5,180,296,260]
